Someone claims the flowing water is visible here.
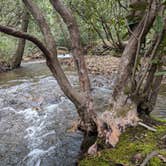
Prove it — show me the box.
[151,84,166,120]
[0,60,113,166]
[0,60,165,166]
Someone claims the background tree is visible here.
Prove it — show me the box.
[68,0,128,51]
[11,9,30,68]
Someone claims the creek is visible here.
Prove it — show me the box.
[0,60,165,166]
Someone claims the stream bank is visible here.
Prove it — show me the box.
[79,84,166,166]
[79,123,166,166]
[0,60,114,166]
[0,59,165,166]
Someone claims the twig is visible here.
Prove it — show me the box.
[117,0,128,12]
[161,135,166,140]
[140,151,158,166]
[124,17,138,41]
[138,122,156,132]
[132,8,150,84]
[158,154,166,163]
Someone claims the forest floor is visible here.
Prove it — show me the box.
[79,121,166,166]
[22,54,121,76]
[23,53,166,84]
[59,56,120,76]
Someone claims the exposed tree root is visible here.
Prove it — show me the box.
[88,103,140,155]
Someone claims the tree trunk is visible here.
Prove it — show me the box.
[11,10,29,68]
[50,0,91,93]
[113,1,157,101]
[22,0,97,133]
[88,0,160,151]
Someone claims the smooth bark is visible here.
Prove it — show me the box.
[50,0,91,93]
[112,1,157,102]
[22,0,97,132]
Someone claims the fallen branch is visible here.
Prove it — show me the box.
[140,151,158,166]
[158,154,166,163]
[138,122,157,132]
[161,134,166,140]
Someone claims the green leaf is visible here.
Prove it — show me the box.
[161,0,166,5]
[129,1,148,10]
[150,59,160,64]
[154,16,164,33]
[155,71,166,76]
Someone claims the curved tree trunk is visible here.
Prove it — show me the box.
[22,0,97,133]
[11,9,29,68]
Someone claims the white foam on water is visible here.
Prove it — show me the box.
[0,106,16,112]
[41,130,56,138]
[58,54,72,59]
[0,75,83,166]
[16,98,68,165]
[8,79,30,83]
[22,146,56,166]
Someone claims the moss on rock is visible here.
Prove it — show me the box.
[79,123,166,166]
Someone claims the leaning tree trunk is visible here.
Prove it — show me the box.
[111,0,159,116]
[11,9,29,68]
[22,0,97,133]
[88,0,161,151]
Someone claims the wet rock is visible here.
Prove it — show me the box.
[8,99,18,105]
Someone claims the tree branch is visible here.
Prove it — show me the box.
[140,151,158,166]
[22,0,57,56]
[138,122,156,132]
[50,0,91,93]
[0,24,50,59]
